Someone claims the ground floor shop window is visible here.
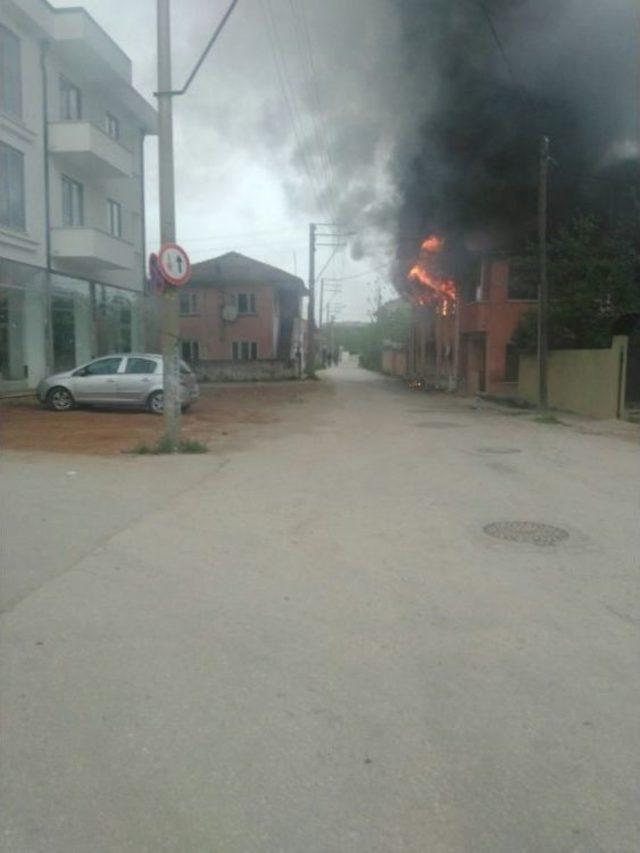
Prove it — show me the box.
[0,290,25,380]
[232,341,258,361]
[52,296,76,372]
[97,288,136,355]
[0,259,46,386]
[0,258,144,391]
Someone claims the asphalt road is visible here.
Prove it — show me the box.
[1,364,639,853]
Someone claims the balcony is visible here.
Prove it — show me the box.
[51,227,135,271]
[48,121,133,179]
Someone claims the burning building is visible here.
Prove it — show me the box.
[392,0,637,396]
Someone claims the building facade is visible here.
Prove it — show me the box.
[0,0,156,392]
[408,257,537,395]
[177,252,307,380]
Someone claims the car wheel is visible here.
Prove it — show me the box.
[148,390,164,415]
[47,386,75,412]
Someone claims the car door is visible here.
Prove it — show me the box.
[119,357,159,404]
[70,357,123,404]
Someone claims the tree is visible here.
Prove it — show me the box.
[513,215,640,352]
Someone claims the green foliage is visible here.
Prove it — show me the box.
[513,215,640,352]
[332,301,411,371]
[178,439,208,454]
[128,437,208,455]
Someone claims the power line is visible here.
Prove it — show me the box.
[286,1,330,203]
[291,0,340,220]
[260,0,325,213]
[474,0,518,88]
[325,262,390,282]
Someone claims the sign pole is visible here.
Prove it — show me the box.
[537,135,550,411]
[157,0,181,445]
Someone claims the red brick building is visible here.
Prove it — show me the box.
[408,257,537,395]
[178,252,307,379]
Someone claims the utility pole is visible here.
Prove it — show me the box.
[157,0,180,444]
[154,0,241,445]
[538,135,550,410]
[307,223,317,377]
[319,277,325,328]
[306,223,352,377]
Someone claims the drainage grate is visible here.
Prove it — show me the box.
[483,521,569,546]
[477,447,522,455]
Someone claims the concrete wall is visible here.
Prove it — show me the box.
[518,336,628,419]
[195,359,299,383]
[382,347,407,377]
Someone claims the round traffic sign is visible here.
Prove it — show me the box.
[158,243,191,286]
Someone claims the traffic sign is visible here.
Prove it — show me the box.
[158,242,191,286]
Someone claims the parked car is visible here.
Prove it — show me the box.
[37,354,199,414]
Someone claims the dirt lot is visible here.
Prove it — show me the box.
[0,382,322,455]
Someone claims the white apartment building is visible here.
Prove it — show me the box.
[0,0,156,391]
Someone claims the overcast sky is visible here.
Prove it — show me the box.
[51,0,405,320]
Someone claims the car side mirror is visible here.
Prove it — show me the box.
[73,367,88,377]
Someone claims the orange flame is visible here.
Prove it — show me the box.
[408,234,457,315]
[421,235,445,253]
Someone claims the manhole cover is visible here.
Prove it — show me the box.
[477,447,522,454]
[483,521,569,546]
[417,421,466,429]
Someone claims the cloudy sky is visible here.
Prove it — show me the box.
[51,0,409,320]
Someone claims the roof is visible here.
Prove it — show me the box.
[190,252,308,293]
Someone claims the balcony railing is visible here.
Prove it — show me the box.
[48,121,133,179]
[51,226,135,271]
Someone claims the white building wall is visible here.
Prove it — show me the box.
[0,0,154,290]
[44,50,149,291]
[0,0,155,391]
[0,6,46,268]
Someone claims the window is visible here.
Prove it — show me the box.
[125,357,157,375]
[471,260,488,302]
[77,357,122,376]
[181,341,200,363]
[107,199,122,237]
[59,76,81,120]
[0,25,22,118]
[237,293,257,314]
[232,341,258,361]
[105,113,120,140]
[505,343,519,382]
[179,292,198,316]
[0,142,25,229]
[62,177,83,226]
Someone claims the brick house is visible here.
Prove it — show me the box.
[178,252,307,380]
[408,257,537,395]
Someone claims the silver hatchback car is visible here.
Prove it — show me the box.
[37,353,199,414]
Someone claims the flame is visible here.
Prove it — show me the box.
[421,235,445,253]
[408,234,457,315]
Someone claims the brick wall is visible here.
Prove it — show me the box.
[179,284,278,361]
